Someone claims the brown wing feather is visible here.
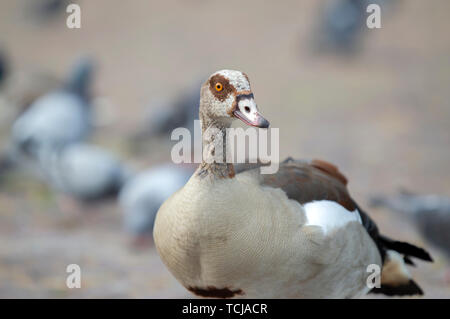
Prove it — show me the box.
[310,159,348,185]
[259,158,357,211]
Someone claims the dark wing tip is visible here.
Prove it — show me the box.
[403,255,416,267]
[379,235,434,263]
[187,286,244,298]
[369,280,424,296]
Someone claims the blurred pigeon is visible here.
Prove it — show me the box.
[10,57,94,160]
[40,143,131,202]
[0,49,8,89]
[132,82,200,149]
[316,0,367,54]
[370,191,450,258]
[314,0,391,55]
[119,164,193,245]
[26,0,71,23]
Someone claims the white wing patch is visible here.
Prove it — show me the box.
[303,200,362,235]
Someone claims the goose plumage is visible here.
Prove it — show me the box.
[153,70,432,299]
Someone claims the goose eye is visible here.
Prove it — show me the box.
[215,83,223,91]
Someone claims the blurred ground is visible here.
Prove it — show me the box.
[0,0,449,298]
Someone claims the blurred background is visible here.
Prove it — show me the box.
[0,0,449,298]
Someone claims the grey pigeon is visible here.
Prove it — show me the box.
[26,0,70,23]
[314,0,391,55]
[370,191,450,258]
[0,49,8,89]
[119,164,192,240]
[321,0,367,53]
[10,57,94,160]
[132,82,200,148]
[40,143,131,201]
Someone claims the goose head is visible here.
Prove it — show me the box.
[199,70,269,129]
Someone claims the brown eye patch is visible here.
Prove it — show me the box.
[209,74,235,102]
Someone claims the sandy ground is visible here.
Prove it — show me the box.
[0,0,449,298]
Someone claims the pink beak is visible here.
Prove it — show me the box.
[233,93,270,128]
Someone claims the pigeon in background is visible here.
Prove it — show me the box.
[119,164,193,246]
[131,81,200,151]
[0,49,8,89]
[370,191,450,259]
[39,143,131,202]
[26,0,71,23]
[313,0,391,55]
[9,57,95,162]
[320,0,367,53]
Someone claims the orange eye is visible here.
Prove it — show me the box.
[215,83,223,91]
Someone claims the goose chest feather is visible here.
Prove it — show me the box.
[153,70,432,299]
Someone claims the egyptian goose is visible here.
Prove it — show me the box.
[153,70,432,298]
[119,164,193,244]
[10,57,94,160]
